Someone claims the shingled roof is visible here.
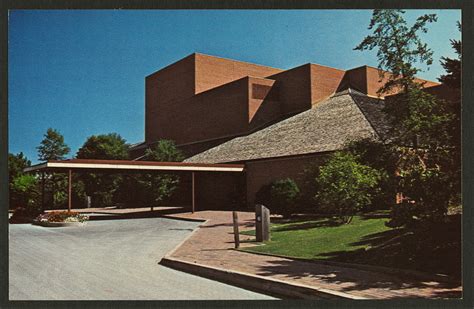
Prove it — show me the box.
[185,89,390,164]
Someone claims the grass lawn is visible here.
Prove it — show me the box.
[241,215,390,259]
[240,213,461,278]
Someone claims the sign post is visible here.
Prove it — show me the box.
[255,204,270,242]
[232,211,240,248]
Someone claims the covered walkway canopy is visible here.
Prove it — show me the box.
[25,159,245,213]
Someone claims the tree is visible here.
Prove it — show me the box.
[439,21,461,89]
[315,152,383,224]
[141,140,184,209]
[76,133,129,207]
[8,152,31,184]
[8,153,33,209]
[354,10,451,148]
[9,174,41,223]
[144,139,185,162]
[355,10,459,226]
[76,133,129,160]
[346,139,398,210]
[10,174,38,209]
[438,22,462,205]
[37,128,70,161]
[36,128,70,209]
[354,9,437,95]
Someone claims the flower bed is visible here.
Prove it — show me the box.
[34,211,89,227]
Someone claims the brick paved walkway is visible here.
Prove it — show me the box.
[163,211,462,299]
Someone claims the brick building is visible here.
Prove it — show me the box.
[130,53,446,209]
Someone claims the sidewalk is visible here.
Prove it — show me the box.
[160,211,462,300]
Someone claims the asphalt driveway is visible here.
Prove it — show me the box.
[9,217,275,300]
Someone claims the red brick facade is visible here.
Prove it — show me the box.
[137,53,444,210]
[141,53,440,158]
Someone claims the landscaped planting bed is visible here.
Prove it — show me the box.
[34,211,89,227]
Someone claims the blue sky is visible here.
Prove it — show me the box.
[8,9,461,163]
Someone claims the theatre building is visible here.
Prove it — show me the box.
[29,53,453,211]
[126,53,453,209]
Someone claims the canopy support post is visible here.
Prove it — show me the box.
[41,172,45,212]
[68,169,72,212]
[191,172,195,214]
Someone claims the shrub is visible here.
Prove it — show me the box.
[9,206,42,224]
[346,139,398,210]
[10,174,39,209]
[315,152,383,224]
[387,164,452,228]
[255,179,300,217]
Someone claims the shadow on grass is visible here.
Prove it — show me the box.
[316,215,462,280]
[251,214,461,297]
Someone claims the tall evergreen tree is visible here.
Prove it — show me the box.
[439,21,461,89]
[355,10,458,225]
[37,128,70,161]
[438,21,462,204]
[36,128,70,209]
[354,10,437,94]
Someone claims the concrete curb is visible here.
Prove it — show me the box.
[159,215,366,299]
[164,219,210,258]
[159,256,368,300]
[160,214,208,223]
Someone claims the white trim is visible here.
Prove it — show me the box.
[26,162,244,173]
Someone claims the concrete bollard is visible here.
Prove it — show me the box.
[255,204,270,242]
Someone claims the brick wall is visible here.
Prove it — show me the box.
[145,54,196,143]
[154,77,250,145]
[338,66,368,94]
[310,64,346,105]
[245,154,328,207]
[195,53,282,94]
[268,64,312,115]
[144,54,441,158]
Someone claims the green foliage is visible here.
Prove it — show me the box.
[76,133,129,207]
[438,21,461,89]
[346,139,398,210]
[388,162,452,228]
[346,139,397,174]
[438,22,461,205]
[356,10,460,227]
[140,140,184,207]
[76,133,129,160]
[315,152,383,224]
[8,152,31,183]
[8,153,32,209]
[144,140,184,162]
[256,178,300,217]
[385,87,453,148]
[37,128,70,161]
[145,174,180,206]
[354,9,437,94]
[270,179,300,218]
[10,174,39,210]
[35,128,70,210]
